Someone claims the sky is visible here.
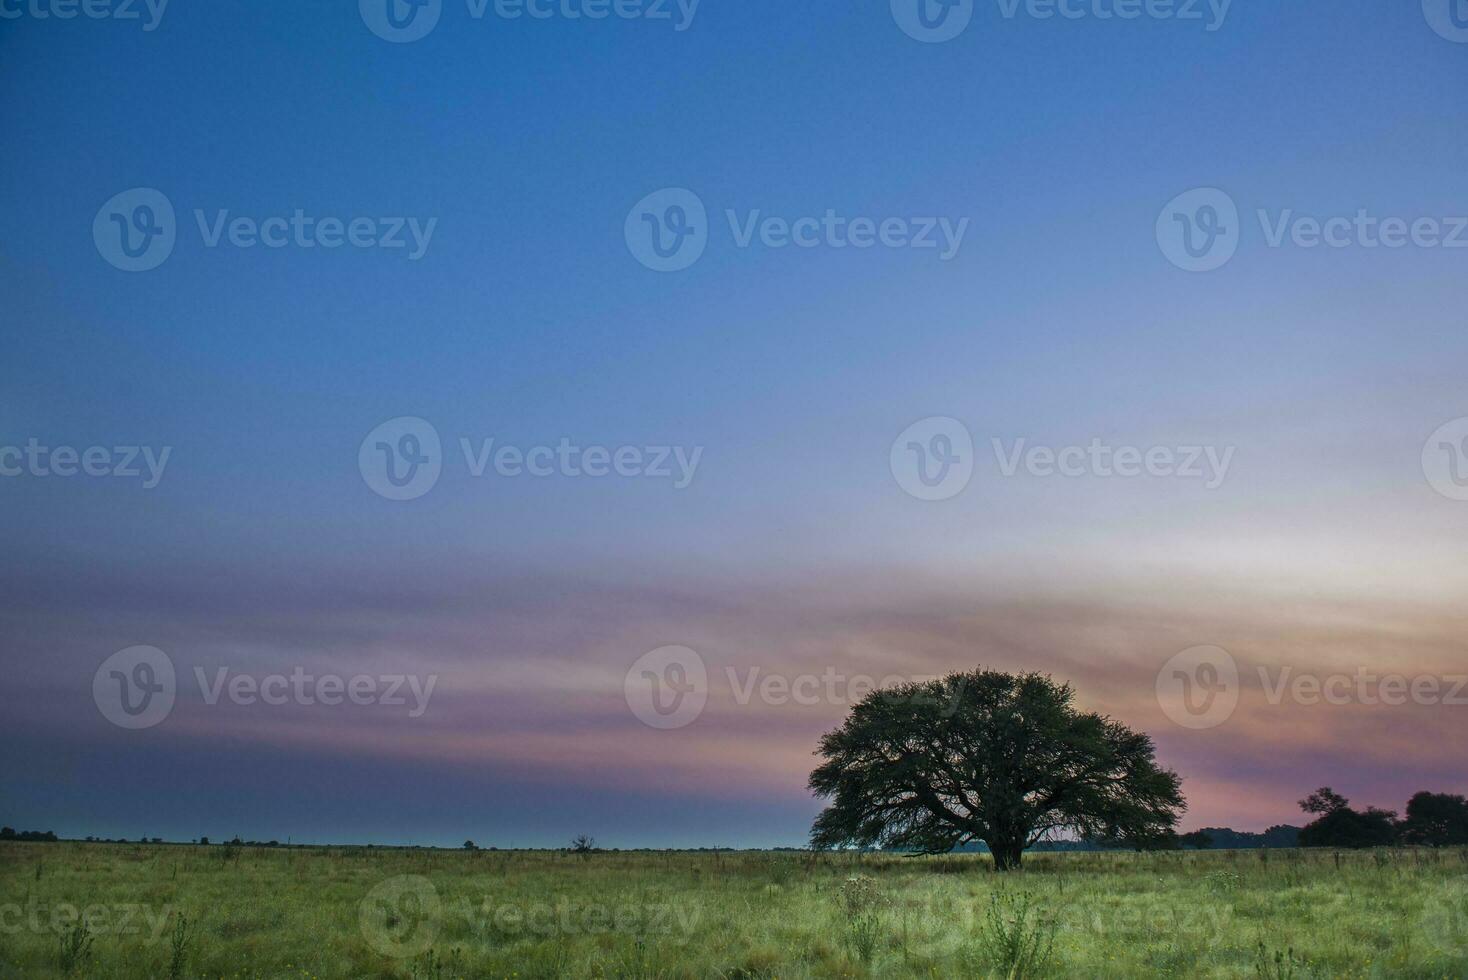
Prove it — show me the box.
[1,0,1466,848]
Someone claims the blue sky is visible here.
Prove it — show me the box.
[2,0,1467,847]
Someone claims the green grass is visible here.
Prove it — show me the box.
[2,841,1466,977]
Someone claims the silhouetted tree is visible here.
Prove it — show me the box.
[1297,788,1397,849]
[1300,787,1350,815]
[463,840,478,851]
[808,669,1186,871]
[1399,792,1468,847]
[570,835,596,857]
[1180,830,1215,850]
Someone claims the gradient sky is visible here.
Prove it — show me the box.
[2,0,1466,848]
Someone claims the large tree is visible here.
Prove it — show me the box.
[808,669,1185,870]
[1398,792,1468,848]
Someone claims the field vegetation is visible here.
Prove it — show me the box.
[2,841,1467,978]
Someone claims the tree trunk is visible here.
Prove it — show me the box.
[990,840,1024,871]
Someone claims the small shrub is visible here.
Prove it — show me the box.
[167,912,194,980]
[964,892,1055,980]
[56,922,93,975]
[838,874,886,964]
[1254,942,1307,979]
[411,946,464,979]
[1205,871,1243,894]
[612,937,675,979]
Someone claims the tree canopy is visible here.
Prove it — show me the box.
[1398,792,1468,847]
[808,668,1185,870]
[1297,787,1398,849]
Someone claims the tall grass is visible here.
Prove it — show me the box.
[0,842,1464,977]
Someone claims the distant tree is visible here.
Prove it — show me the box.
[463,840,478,851]
[1260,825,1303,848]
[199,837,209,846]
[1297,788,1397,849]
[808,669,1186,871]
[1300,787,1351,816]
[1180,830,1215,850]
[0,828,15,840]
[570,835,597,857]
[1399,792,1468,847]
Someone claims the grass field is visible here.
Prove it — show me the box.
[2,841,1466,978]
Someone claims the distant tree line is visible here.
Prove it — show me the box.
[0,828,57,842]
[1295,788,1468,849]
[8,785,1466,854]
